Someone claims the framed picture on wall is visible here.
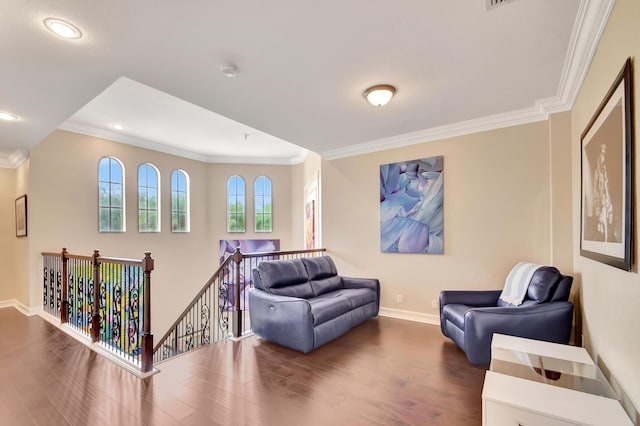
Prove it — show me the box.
[380,156,444,254]
[580,58,633,271]
[15,194,27,237]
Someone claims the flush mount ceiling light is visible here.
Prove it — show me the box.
[363,84,397,107]
[0,111,19,121]
[43,18,83,39]
[111,123,124,131]
[220,63,238,77]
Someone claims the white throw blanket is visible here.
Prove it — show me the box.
[499,262,543,306]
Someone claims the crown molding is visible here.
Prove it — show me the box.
[322,0,615,161]
[59,121,308,166]
[322,105,552,160]
[556,0,615,110]
[0,149,29,169]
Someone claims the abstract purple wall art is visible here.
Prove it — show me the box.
[380,156,444,254]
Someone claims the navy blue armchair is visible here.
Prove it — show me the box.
[439,266,574,366]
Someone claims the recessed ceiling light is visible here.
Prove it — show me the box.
[363,84,397,107]
[111,123,124,131]
[43,18,83,39]
[0,111,19,121]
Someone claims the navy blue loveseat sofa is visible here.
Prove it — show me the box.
[249,256,380,353]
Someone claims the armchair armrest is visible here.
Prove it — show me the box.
[439,290,500,336]
[463,301,574,365]
[439,289,501,314]
[248,288,314,353]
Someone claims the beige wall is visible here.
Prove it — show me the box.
[292,151,322,248]
[0,167,17,301]
[571,0,640,416]
[549,112,574,273]
[322,121,553,314]
[26,130,297,336]
[14,160,30,305]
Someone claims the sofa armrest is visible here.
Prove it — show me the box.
[342,276,380,313]
[463,301,574,365]
[439,290,502,308]
[439,290,501,335]
[248,288,315,353]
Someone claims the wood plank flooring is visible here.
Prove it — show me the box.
[0,307,486,425]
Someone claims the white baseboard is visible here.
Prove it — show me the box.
[0,299,41,316]
[379,307,440,326]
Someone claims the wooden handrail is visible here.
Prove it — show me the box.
[99,256,144,266]
[242,248,326,258]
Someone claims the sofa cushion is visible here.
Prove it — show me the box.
[309,276,343,297]
[302,256,338,280]
[338,288,377,309]
[254,259,314,299]
[308,295,353,326]
[526,266,561,303]
[303,257,344,296]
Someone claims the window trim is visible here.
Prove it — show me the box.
[98,156,126,233]
[227,175,246,233]
[254,175,273,233]
[138,163,161,233]
[171,169,190,233]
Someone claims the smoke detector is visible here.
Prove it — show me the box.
[486,0,515,10]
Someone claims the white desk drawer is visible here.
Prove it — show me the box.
[484,400,576,426]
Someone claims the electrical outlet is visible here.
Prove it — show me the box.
[396,295,403,304]
[431,299,438,309]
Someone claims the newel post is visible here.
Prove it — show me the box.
[232,247,243,338]
[60,248,69,324]
[141,252,154,373]
[91,249,101,343]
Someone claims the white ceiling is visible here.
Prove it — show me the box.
[0,0,614,167]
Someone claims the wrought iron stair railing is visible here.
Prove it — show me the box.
[153,247,326,364]
[42,248,154,372]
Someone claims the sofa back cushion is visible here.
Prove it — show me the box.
[550,275,573,302]
[526,266,562,303]
[302,256,343,297]
[253,259,314,299]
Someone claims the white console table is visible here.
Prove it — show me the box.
[482,334,632,425]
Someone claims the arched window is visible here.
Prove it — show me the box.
[254,176,272,232]
[138,163,160,232]
[171,169,190,232]
[98,156,125,232]
[227,175,245,232]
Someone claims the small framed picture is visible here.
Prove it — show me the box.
[15,194,27,237]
